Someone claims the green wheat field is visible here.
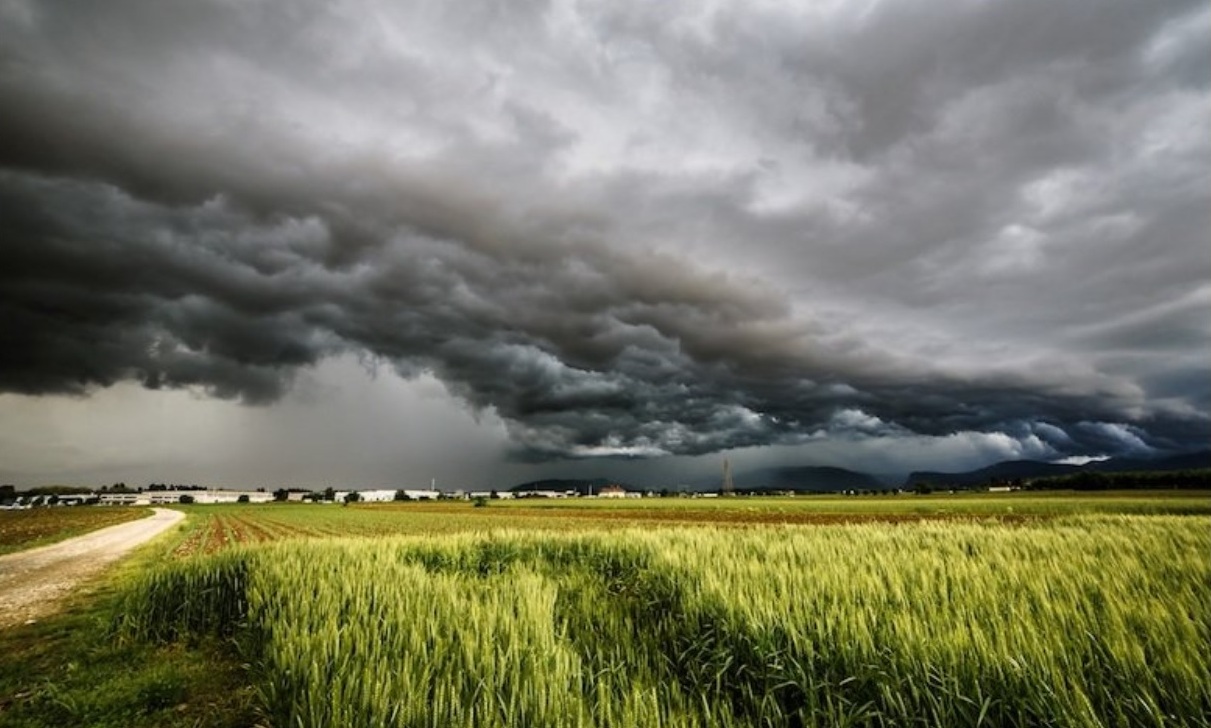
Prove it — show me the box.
[103,496,1211,728]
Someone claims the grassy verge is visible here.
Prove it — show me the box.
[0,510,258,728]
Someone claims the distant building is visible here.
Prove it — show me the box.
[597,485,627,498]
[99,493,147,506]
[146,490,273,505]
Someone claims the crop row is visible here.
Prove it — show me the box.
[120,515,1211,727]
[170,512,336,557]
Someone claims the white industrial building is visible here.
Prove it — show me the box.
[98,492,147,506]
[332,489,443,502]
[99,490,274,505]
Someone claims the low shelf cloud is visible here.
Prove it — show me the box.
[1,0,1207,485]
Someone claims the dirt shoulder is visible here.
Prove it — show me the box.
[0,508,185,629]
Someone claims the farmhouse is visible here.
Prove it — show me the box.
[596,485,628,498]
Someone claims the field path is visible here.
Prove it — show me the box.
[0,508,185,628]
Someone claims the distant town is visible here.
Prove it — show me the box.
[3,449,1208,510]
[0,482,652,509]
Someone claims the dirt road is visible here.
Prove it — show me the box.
[0,508,185,628]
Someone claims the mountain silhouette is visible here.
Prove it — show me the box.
[905,450,1211,488]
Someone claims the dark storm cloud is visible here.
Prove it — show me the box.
[0,0,1206,463]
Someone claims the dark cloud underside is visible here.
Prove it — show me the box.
[1,0,1207,464]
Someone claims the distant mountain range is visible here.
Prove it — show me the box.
[730,466,886,492]
[509,469,884,495]
[510,478,625,496]
[668,465,890,493]
[904,450,1211,488]
[507,450,1211,494]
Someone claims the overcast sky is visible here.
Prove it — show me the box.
[1,0,1207,489]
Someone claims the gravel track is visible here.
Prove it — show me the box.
[0,508,185,628]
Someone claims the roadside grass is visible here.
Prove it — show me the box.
[0,510,258,728]
[0,508,148,556]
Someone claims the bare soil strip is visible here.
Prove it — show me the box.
[0,508,185,628]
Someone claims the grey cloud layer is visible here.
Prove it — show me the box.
[1,0,1206,461]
